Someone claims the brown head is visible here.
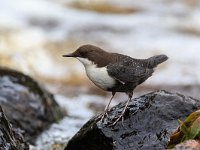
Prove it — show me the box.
[63,44,112,67]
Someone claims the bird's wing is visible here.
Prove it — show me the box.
[107,61,153,83]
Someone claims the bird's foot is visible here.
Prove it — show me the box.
[111,115,124,126]
[100,93,115,123]
[100,110,109,123]
[110,98,131,127]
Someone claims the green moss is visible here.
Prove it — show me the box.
[168,110,200,148]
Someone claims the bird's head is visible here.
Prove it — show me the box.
[63,44,106,66]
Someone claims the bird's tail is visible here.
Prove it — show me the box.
[147,54,168,68]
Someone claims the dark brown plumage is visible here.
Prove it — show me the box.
[63,44,168,125]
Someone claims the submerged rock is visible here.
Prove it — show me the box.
[0,105,29,149]
[65,90,200,150]
[0,68,65,143]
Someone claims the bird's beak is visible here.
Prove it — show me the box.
[62,53,76,57]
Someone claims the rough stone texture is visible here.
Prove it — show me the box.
[0,68,65,143]
[0,105,29,150]
[65,90,200,150]
[172,140,200,150]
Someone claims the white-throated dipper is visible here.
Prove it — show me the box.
[63,44,168,125]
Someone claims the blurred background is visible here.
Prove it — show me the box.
[0,0,200,149]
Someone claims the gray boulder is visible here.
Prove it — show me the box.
[0,68,65,143]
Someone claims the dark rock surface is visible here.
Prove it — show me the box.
[65,90,200,150]
[0,68,65,143]
[0,105,29,150]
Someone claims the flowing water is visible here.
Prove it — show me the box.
[0,0,200,149]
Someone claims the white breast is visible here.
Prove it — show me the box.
[77,57,116,90]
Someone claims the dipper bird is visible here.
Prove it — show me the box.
[63,44,168,125]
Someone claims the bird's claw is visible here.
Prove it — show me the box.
[109,115,124,127]
[100,111,108,123]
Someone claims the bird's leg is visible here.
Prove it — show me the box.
[100,92,116,122]
[112,92,133,126]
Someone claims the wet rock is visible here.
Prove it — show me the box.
[0,105,29,149]
[65,90,200,150]
[0,67,65,143]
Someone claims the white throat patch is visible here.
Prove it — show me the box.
[77,57,93,66]
[77,57,115,90]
